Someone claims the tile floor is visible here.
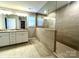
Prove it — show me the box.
[56,41,79,58]
[0,38,56,58]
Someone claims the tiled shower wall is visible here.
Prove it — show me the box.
[56,1,79,51]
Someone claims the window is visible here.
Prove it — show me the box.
[37,15,44,27]
[27,15,35,27]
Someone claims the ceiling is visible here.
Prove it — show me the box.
[39,1,69,14]
[0,1,69,14]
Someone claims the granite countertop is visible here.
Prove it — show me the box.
[0,29,28,32]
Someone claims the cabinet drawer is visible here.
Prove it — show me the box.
[16,32,28,35]
[10,32,15,36]
[0,33,9,37]
[0,33,9,40]
[16,32,28,38]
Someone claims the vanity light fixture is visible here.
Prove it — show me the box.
[15,13,28,17]
[0,9,28,17]
[0,10,13,15]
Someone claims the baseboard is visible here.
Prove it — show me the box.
[53,52,64,58]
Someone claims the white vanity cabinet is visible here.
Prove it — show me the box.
[0,32,9,47]
[9,32,16,44]
[16,31,28,43]
[0,30,28,47]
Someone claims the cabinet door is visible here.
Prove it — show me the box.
[16,32,22,43]
[0,33,9,47]
[9,32,16,44]
[21,32,28,42]
[16,32,28,43]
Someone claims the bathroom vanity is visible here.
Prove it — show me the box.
[0,14,29,47]
[0,30,28,47]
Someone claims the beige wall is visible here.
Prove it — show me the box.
[36,12,56,52]
[56,2,79,51]
[28,27,36,38]
[36,28,55,51]
[44,12,56,29]
[0,14,5,29]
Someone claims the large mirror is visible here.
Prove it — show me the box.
[5,15,27,30]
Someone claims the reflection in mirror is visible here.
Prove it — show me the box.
[5,15,17,30]
[19,16,27,29]
[20,21,25,29]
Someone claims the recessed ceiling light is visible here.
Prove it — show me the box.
[44,10,48,14]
